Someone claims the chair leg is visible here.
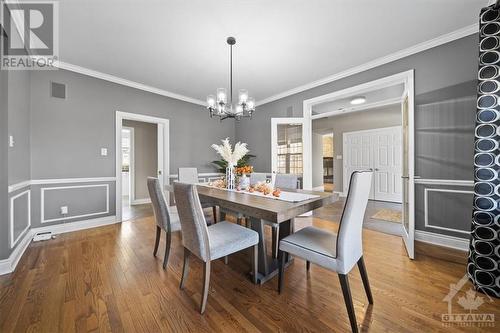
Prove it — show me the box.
[338,274,358,333]
[163,230,171,269]
[357,256,373,304]
[153,226,161,257]
[306,260,310,271]
[251,244,258,284]
[212,206,217,224]
[237,217,242,225]
[278,250,286,294]
[224,256,228,265]
[200,261,211,314]
[180,247,191,290]
[271,225,280,258]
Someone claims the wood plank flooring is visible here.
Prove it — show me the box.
[1,214,499,332]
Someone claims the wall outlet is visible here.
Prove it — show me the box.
[101,148,108,156]
[60,206,68,215]
[9,135,14,147]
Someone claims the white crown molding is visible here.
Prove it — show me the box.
[415,230,470,252]
[256,24,479,106]
[55,61,206,107]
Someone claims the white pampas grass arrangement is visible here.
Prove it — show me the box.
[211,137,249,167]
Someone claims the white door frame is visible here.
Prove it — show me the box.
[122,126,135,205]
[115,111,170,222]
[302,70,415,258]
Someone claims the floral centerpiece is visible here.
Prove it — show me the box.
[211,138,249,189]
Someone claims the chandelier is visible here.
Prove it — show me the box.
[206,37,255,120]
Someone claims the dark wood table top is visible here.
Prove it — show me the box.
[196,185,338,223]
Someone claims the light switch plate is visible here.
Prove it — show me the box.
[9,135,14,147]
[60,206,68,215]
[101,148,108,156]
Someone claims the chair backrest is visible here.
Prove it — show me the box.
[336,170,373,272]
[173,182,210,261]
[274,173,298,190]
[250,172,267,185]
[178,167,199,184]
[147,177,172,231]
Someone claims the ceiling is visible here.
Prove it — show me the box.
[312,84,405,115]
[58,0,489,104]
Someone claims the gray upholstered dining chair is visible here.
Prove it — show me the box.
[249,172,268,185]
[267,173,299,258]
[178,167,218,224]
[147,177,181,269]
[277,170,373,333]
[173,182,259,314]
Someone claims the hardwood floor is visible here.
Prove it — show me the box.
[1,215,499,332]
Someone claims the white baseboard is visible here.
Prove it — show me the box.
[131,198,151,205]
[0,215,118,276]
[313,185,325,191]
[0,228,33,275]
[415,230,470,252]
[33,215,118,235]
[334,191,347,197]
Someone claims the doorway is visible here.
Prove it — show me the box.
[302,70,415,258]
[115,111,169,222]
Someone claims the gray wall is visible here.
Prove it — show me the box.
[236,34,478,239]
[312,105,401,190]
[312,133,324,188]
[123,119,158,200]
[0,55,10,260]
[25,68,235,230]
[8,71,31,185]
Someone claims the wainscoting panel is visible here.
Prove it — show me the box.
[41,184,110,223]
[415,181,473,238]
[9,189,31,248]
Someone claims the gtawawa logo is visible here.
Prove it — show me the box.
[442,275,495,328]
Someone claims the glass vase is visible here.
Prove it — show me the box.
[226,166,235,190]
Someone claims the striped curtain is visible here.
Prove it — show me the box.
[469,4,500,298]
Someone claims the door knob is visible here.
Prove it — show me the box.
[374,168,379,171]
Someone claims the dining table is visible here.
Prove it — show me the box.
[194,185,338,284]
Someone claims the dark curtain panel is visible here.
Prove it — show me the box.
[469,4,500,298]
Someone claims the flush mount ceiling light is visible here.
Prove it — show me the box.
[206,37,255,121]
[350,96,367,105]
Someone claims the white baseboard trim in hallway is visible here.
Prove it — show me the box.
[0,215,118,276]
[415,230,469,252]
[131,198,151,205]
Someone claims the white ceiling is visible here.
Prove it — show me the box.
[312,84,404,114]
[58,0,488,103]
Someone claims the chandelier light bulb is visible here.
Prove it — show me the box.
[207,95,216,108]
[217,88,227,103]
[239,89,248,103]
[247,97,255,110]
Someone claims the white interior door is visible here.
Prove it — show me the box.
[343,126,402,203]
[372,127,402,203]
[343,131,374,198]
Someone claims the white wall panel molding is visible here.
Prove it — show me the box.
[415,230,470,251]
[9,189,31,248]
[415,178,473,186]
[8,177,117,193]
[41,184,110,223]
[423,188,473,235]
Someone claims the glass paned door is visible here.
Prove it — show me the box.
[272,118,305,188]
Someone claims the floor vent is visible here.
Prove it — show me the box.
[33,231,55,242]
